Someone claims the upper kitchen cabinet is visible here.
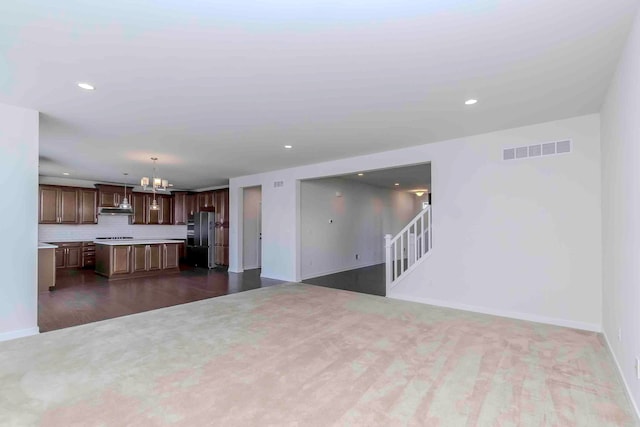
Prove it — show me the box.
[213,189,229,225]
[78,189,98,224]
[95,184,123,208]
[172,191,188,225]
[130,192,147,225]
[39,185,84,224]
[131,193,173,225]
[148,194,172,225]
[197,191,214,212]
[186,194,196,217]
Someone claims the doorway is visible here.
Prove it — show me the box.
[243,186,262,270]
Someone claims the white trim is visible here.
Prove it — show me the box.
[0,327,39,342]
[301,261,384,281]
[387,292,601,332]
[243,264,259,270]
[603,331,640,423]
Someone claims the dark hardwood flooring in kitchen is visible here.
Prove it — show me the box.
[38,267,286,332]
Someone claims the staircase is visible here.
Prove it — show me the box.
[385,205,432,294]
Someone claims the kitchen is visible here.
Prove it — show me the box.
[37,176,240,330]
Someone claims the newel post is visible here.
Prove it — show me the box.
[384,234,392,294]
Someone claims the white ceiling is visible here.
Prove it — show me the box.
[340,163,431,192]
[1,1,637,190]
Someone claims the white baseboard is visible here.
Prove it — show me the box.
[0,326,39,342]
[260,272,294,282]
[387,293,601,332]
[243,264,259,271]
[301,261,384,281]
[603,331,640,423]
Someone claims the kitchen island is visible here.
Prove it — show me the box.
[95,240,183,280]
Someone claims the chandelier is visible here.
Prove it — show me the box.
[140,157,171,211]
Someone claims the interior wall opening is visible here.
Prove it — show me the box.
[299,162,431,296]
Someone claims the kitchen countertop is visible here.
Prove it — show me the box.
[38,243,58,249]
[94,239,184,246]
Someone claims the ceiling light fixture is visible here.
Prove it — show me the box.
[394,183,399,186]
[141,157,171,211]
[410,189,429,197]
[284,145,293,149]
[358,173,364,176]
[465,99,478,105]
[63,172,70,176]
[78,82,95,90]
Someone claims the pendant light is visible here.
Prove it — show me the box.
[140,157,170,191]
[140,157,170,211]
[118,173,132,210]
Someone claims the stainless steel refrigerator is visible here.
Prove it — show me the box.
[187,212,215,268]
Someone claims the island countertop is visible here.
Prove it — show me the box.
[38,242,59,249]
[93,239,184,246]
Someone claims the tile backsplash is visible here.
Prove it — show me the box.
[39,215,187,242]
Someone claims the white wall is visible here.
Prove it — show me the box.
[229,114,602,330]
[243,186,262,269]
[0,103,39,341]
[300,177,418,279]
[601,6,640,416]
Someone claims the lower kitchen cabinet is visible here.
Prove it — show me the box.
[164,243,179,269]
[53,242,89,269]
[111,246,132,275]
[132,244,162,272]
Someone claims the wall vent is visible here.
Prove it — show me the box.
[503,139,571,161]
[273,180,284,188]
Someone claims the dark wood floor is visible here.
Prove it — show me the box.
[302,263,386,296]
[39,267,286,332]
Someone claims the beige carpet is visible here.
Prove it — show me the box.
[0,283,636,426]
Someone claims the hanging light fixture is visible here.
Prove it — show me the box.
[118,173,131,210]
[140,157,171,192]
[141,157,171,211]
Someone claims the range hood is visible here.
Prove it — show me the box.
[99,206,134,216]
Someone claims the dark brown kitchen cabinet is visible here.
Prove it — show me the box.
[130,244,163,273]
[95,184,122,208]
[130,193,173,225]
[39,186,79,224]
[212,189,229,266]
[82,242,96,268]
[39,185,98,225]
[173,191,188,225]
[186,194,196,217]
[164,243,180,269]
[111,246,131,275]
[130,192,147,225]
[78,189,98,224]
[213,189,229,225]
[147,195,172,225]
[53,242,82,269]
[197,191,214,211]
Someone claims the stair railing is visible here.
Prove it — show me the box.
[385,205,432,293]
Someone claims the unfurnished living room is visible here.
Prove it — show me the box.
[2,1,640,425]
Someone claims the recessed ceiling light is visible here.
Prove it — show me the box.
[284,145,293,149]
[78,82,95,90]
[63,172,70,176]
[357,173,364,176]
[394,183,399,186]
[465,99,478,105]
